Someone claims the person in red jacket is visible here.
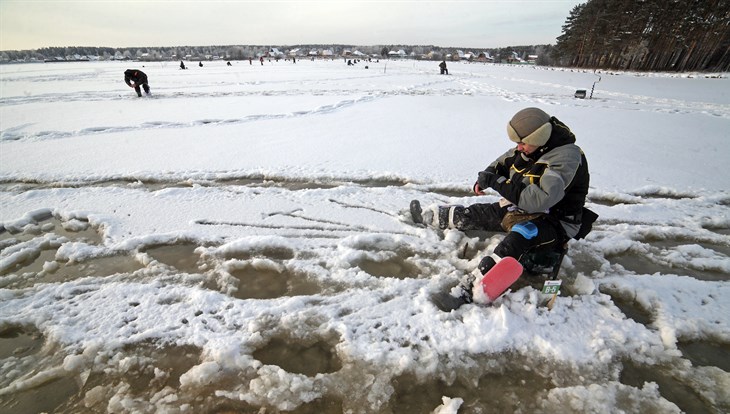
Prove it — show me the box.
[124,69,150,97]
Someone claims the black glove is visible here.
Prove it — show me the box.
[477,170,499,190]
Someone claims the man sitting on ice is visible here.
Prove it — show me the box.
[412,107,595,303]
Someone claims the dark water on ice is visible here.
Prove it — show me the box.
[1,217,728,413]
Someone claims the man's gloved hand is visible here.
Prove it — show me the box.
[477,170,499,190]
[473,182,485,195]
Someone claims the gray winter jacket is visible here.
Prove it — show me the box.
[486,117,590,238]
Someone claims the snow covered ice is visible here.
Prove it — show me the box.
[0,59,728,413]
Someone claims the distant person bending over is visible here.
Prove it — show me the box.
[439,60,448,75]
[124,69,150,97]
[180,60,186,70]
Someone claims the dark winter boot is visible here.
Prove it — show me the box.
[410,200,435,226]
[437,205,469,230]
[478,256,497,275]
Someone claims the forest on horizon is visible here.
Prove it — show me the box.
[2,0,728,72]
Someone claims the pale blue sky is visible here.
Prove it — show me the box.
[1,0,584,50]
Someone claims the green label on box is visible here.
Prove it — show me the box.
[542,280,562,295]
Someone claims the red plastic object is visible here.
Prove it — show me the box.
[480,257,523,301]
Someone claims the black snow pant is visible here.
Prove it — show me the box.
[134,81,150,97]
[442,202,563,274]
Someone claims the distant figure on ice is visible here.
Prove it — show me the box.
[124,69,150,97]
[249,57,252,65]
[439,60,448,75]
[259,56,264,65]
[180,60,186,70]
[227,61,232,66]
[411,107,596,304]
[199,61,203,67]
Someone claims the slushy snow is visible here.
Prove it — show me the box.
[0,59,728,413]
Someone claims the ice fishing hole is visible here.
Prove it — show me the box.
[230,264,321,299]
[620,359,709,413]
[0,325,44,359]
[252,337,342,377]
[677,340,730,372]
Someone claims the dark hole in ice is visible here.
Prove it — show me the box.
[620,359,709,413]
[253,337,342,377]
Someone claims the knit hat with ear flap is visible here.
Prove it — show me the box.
[506,107,552,147]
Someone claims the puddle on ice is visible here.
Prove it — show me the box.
[0,325,44,359]
[76,343,202,412]
[211,398,343,414]
[620,360,708,413]
[606,294,654,326]
[650,239,730,261]
[230,265,321,299]
[608,245,729,282]
[143,243,202,273]
[1,251,144,289]
[3,213,728,413]
[1,375,79,414]
[0,217,102,246]
[355,256,421,279]
[678,341,730,372]
[253,337,342,377]
[390,368,555,413]
[222,246,295,261]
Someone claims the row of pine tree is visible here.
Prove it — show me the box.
[552,0,729,71]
